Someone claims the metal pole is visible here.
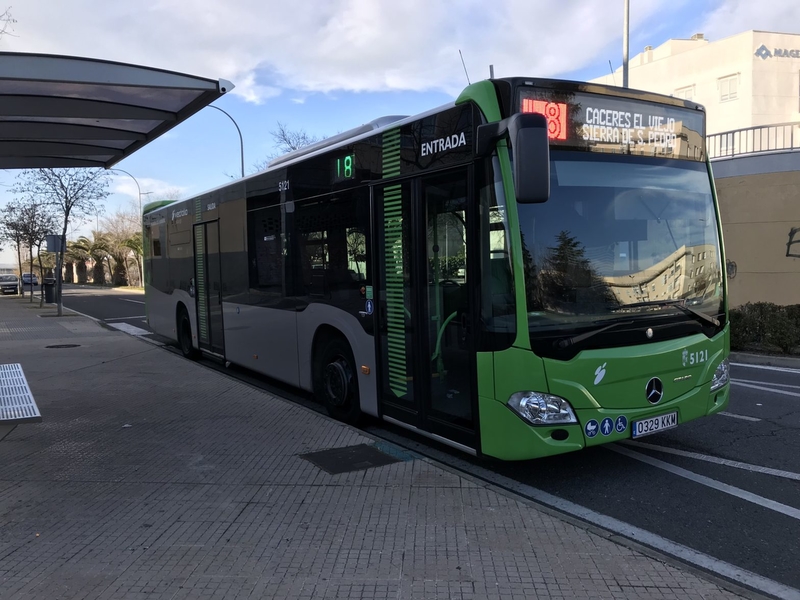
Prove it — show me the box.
[109,167,142,214]
[107,167,147,287]
[208,104,245,178]
[623,0,630,88]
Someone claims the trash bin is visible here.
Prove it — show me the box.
[43,278,56,304]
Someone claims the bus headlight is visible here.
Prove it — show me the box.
[710,358,730,392]
[507,392,577,425]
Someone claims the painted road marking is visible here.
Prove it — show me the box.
[731,362,800,375]
[623,441,800,481]
[719,411,761,422]
[732,380,800,398]
[120,298,145,305]
[105,316,146,321]
[732,378,800,390]
[108,322,150,336]
[610,445,800,521]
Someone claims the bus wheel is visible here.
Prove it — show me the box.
[177,308,199,360]
[315,338,361,425]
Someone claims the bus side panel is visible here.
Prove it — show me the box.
[145,211,194,345]
[146,285,178,342]
[222,303,300,388]
[167,209,199,351]
[296,304,378,417]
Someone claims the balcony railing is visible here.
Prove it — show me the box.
[707,122,800,159]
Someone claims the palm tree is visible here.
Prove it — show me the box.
[104,231,134,287]
[65,240,90,284]
[75,232,111,285]
[123,231,144,287]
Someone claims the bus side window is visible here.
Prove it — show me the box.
[293,188,370,312]
[246,203,285,306]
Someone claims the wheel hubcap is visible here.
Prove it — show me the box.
[324,358,350,407]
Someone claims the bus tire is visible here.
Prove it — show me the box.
[314,337,361,425]
[177,307,199,360]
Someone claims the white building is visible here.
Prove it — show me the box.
[590,30,800,307]
[591,30,800,135]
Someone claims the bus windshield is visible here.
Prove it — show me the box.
[518,151,723,341]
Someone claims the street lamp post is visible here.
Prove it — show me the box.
[208,104,245,178]
[140,191,153,213]
[109,167,143,213]
[107,167,148,286]
[622,0,630,88]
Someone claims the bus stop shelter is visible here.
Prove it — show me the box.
[0,52,233,169]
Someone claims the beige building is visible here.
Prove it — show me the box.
[591,30,800,135]
[604,244,720,306]
[590,30,800,307]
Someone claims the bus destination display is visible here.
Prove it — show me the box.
[518,88,705,160]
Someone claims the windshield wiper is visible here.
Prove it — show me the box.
[554,320,634,349]
[612,299,720,328]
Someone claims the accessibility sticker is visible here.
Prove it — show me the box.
[600,417,614,436]
[364,299,374,315]
[585,419,599,438]
[615,415,628,433]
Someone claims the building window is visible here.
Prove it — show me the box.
[674,85,694,101]
[719,75,738,102]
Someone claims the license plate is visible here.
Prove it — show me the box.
[632,411,678,439]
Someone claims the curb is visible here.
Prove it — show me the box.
[730,351,800,370]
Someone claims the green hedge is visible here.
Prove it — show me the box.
[730,302,800,354]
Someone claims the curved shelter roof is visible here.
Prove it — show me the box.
[0,52,233,170]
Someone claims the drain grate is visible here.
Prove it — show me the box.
[0,363,42,423]
[45,344,80,349]
[300,443,401,474]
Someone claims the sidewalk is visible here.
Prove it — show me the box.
[0,297,747,600]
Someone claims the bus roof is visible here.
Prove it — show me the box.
[142,76,706,216]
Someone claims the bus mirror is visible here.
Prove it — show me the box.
[475,113,550,203]
[508,113,550,204]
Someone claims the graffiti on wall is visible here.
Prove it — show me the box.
[726,259,737,279]
[788,227,800,258]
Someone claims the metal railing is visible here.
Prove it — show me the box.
[707,122,800,159]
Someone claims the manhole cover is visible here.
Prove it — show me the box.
[45,344,81,349]
[300,443,401,474]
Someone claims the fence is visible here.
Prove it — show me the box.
[707,122,800,159]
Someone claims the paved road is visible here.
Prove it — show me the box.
[62,284,156,337]
[63,285,800,598]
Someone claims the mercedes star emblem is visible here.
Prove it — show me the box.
[645,377,664,404]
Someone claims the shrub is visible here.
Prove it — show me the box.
[765,307,800,354]
[730,302,800,354]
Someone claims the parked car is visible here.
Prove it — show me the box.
[0,274,19,295]
[21,273,39,287]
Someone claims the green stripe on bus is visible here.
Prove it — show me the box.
[382,132,407,397]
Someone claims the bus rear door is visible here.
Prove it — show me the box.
[193,220,225,356]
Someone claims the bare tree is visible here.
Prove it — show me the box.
[102,207,142,286]
[0,201,25,295]
[13,169,110,315]
[14,196,58,304]
[0,7,16,40]
[251,122,323,172]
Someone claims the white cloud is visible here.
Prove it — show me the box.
[700,0,800,40]
[6,0,674,102]
[110,175,187,201]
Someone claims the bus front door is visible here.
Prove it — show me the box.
[193,221,225,356]
[376,168,477,451]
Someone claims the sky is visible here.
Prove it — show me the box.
[1,0,800,265]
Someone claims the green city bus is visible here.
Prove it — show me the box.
[143,77,730,460]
